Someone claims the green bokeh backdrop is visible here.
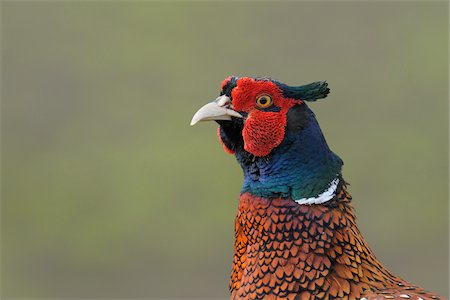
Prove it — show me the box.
[2,1,448,299]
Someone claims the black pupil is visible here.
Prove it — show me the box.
[259,97,268,105]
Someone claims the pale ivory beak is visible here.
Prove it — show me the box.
[190,95,243,126]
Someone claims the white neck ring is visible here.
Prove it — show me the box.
[294,177,340,205]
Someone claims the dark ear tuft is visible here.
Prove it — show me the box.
[275,81,330,102]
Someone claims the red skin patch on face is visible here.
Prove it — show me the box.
[217,127,235,154]
[242,110,288,157]
[229,77,302,157]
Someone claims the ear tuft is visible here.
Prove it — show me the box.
[276,81,330,102]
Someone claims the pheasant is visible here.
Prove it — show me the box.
[190,76,444,300]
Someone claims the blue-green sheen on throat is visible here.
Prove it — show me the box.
[235,107,343,200]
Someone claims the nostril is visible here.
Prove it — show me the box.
[215,95,231,107]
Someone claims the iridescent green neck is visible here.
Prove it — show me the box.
[235,106,343,200]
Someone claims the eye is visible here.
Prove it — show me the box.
[256,94,273,108]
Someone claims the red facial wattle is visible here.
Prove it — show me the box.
[240,109,287,157]
[227,77,301,157]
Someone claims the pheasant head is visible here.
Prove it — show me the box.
[191,76,342,203]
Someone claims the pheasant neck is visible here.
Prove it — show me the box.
[235,105,343,200]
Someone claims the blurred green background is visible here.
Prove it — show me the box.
[1,1,448,299]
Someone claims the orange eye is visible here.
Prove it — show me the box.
[256,94,273,108]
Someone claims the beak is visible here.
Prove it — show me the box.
[190,95,243,126]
